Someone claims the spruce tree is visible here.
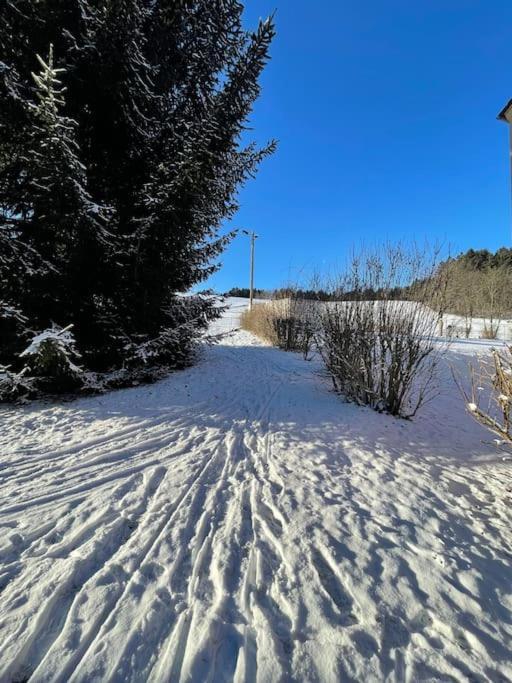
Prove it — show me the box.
[22,47,112,357]
[0,1,275,382]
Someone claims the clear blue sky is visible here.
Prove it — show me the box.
[205,1,512,293]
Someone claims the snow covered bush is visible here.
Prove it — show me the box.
[19,324,84,392]
[0,301,29,367]
[316,245,445,418]
[124,294,221,369]
[0,366,35,403]
[460,346,512,445]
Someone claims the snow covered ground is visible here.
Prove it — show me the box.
[0,298,511,682]
[441,313,512,341]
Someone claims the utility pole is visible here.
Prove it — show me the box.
[242,230,258,309]
[497,99,512,241]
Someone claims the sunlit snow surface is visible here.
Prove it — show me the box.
[0,299,511,682]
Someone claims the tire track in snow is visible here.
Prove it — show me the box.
[144,376,288,683]
[98,429,244,681]
[2,342,293,683]
[208,378,297,683]
[0,469,144,595]
[1,466,166,683]
[59,431,235,682]
[0,421,208,513]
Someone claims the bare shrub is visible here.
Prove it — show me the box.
[478,267,511,339]
[316,244,445,418]
[481,326,499,340]
[459,346,512,445]
[447,261,476,338]
[241,297,315,359]
[429,258,452,337]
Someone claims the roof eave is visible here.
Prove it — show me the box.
[497,99,512,122]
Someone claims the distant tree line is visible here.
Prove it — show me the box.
[224,287,270,299]
[457,247,512,271]
[224,287,336,301]
[434,248,512,337]
[230,246,512,342]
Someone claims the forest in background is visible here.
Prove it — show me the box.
[227,247,512,324]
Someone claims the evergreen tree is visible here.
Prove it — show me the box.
[125,8,276,342]
[17,46,112,360]
[0,1,275,384]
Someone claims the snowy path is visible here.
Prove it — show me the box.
[0,302,511,682]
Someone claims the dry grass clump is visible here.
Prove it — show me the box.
[241,299,315,358]
[481,324,500,340]
[240,303,279,345]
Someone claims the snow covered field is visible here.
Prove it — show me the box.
[0,299,511,682]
